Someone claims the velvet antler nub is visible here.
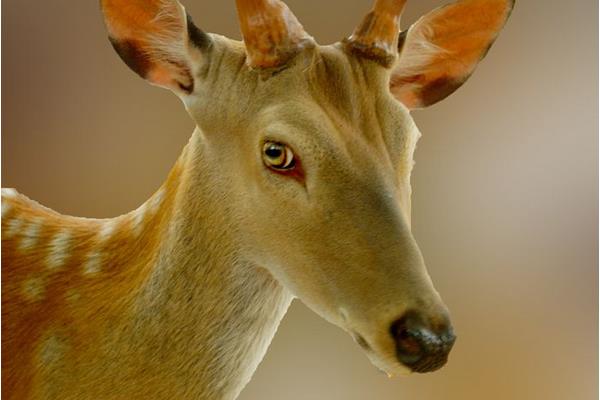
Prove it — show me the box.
[345,0,408,66]
[235,0,314,69]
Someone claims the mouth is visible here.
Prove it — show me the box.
[349,330,412,377]
[351,332,371,352]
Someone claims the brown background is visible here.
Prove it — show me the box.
[2,1,597,399]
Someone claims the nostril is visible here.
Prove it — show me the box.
[390,318,424,365]
[395,328,423,364]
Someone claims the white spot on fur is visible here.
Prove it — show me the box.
[130,188,164,236]
[1,200,12,218]
[5,218,24,238]
[132,203,147,236]
[22,276,46,301]
[47,230,72,269]
[20,218,43,250]
[99,219,117,242]
[39,334,69,366]
[79,219,122,276]
[2,188,18,198]
[149,188,165,213]
[83,252,102,275]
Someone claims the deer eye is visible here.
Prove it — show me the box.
[262,141,295,170]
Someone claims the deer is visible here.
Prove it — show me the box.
[2,0,514,398]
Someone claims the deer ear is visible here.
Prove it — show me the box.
[100,0,209,93]
[390,0,514,109]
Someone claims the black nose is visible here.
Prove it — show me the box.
[390,311,456,373]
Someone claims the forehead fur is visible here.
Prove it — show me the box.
[189,34,419,173]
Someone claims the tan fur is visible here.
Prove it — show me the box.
[2,0,513,398]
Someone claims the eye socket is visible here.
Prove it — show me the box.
[262,141,296,170]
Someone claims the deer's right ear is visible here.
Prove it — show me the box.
[100,0,210,94]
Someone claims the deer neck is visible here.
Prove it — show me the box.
[124,130,293,399]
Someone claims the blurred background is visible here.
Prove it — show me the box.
[2,0,597,399]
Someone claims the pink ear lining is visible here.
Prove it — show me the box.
[101,0,205,93]
[389,0,514,109]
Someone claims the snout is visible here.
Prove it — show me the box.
[389,311,456,373]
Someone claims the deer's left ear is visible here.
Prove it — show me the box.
[100,0,209,94]
[390,0,514,109]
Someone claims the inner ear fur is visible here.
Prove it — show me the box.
[390,0,514,109]
[101,0,209,93]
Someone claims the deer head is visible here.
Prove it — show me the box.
[101,0,513,375]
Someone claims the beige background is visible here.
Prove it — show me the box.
[2,1,597,399]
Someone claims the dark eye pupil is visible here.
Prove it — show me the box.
[265,146,282,158]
